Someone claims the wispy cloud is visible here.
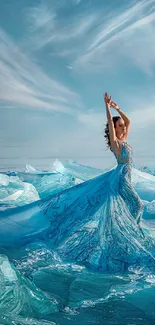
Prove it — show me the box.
[66,65,73,70]
[71,1,155,71]
[74,0,155,73]
[0,28,82,113]
[26,3,56,50]
[27,3,56,31]
[71,0,82,5]
[25,0,155,74]
[77,109,105,129]
[25,2,99,51]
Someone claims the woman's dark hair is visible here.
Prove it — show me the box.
[104,116,120,149]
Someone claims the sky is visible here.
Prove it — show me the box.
[1,0,155,171]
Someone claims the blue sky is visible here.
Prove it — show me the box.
[1,0,155,170]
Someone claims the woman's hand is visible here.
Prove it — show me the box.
[104,92,112,107]
[104,92,120,111]
[110,100,119,111]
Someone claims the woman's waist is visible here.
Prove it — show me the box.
[108,163,132,191]
[116,162,132,173]
[117,161,132,165]
[117,159,132,165]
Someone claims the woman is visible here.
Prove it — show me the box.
[104,92,143,224]
[0,93,155,272]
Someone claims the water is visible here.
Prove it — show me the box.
[0,159,155,324]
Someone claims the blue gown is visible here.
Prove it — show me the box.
[0,141,155,272]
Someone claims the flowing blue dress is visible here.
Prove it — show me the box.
[0,141,155,272]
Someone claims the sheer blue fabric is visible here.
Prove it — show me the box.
[0,142,155,273]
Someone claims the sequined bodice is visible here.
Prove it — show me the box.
[113,142,133,165]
